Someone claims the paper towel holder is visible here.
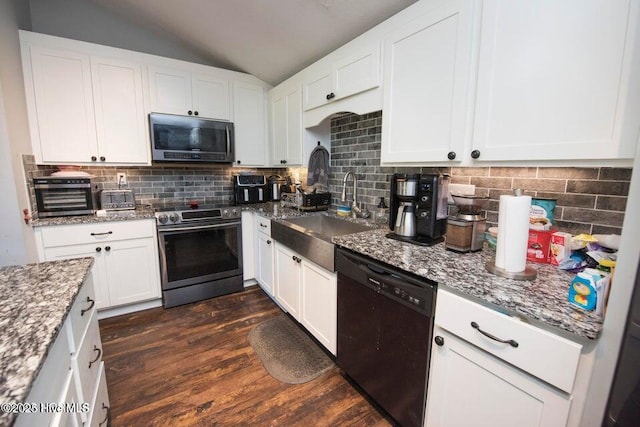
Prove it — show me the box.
[485,258,537,281]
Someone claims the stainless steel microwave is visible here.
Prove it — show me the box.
[149,113,235,163]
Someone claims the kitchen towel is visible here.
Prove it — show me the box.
[306,144,330,188]
[495,194,532,272]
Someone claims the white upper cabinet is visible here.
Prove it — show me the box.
[381,0,475,165]
[149,66,231,120]
[471,0,639,162]
[302,42,381,111]
[269,78,303,166]
[22,38,150,165]
[91,56,149,164]
[233,80,267,166]
[24,45,98,164]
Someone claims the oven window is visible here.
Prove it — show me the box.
[163,226,240,283]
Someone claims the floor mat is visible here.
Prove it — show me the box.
[248,315,334,384]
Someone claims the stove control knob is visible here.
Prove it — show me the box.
[157,214,168,225]
[169,213,180,223]
[222,209,229,218]
[231,208,239,217]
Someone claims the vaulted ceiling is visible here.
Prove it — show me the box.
[87,0,417,85]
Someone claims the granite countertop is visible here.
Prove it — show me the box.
[333,228,603,340]
[31,206,156,227]
[0,258,94,426]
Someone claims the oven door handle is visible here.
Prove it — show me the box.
[158,221,241,233]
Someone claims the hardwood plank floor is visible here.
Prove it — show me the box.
[99,286,392,426]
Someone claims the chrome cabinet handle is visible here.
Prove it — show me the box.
[81,296,95,316]
[88,345,102,368]
[98,403,110,426]
[471,321,519,348]
[91,231,113,236]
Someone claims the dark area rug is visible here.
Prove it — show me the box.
[248,315,334,384]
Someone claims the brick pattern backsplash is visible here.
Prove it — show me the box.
[329,112,632,235]
[22,154,286,216]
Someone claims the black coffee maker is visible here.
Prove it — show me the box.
[387,173,449,246]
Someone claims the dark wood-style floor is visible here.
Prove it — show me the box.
[99,286,391,426]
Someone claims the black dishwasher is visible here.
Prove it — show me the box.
[336,248,436,427]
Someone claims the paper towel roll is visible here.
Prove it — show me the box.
[495,194,531,272]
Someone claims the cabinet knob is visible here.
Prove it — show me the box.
[194,111,199,116]
[267,240,271,245]
[280,160,287,164]
[447,151,456,160]
[471,149,481,159]
[237,160,241,164]
[188,110,193,115]
[326,92,336,100]
[105,246,111,252]
[91,156,97,161]
[100,156,106,162]
[434,336,444,346]
[95,247,102,252]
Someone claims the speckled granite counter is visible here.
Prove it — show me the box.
[333,228,602,340]
[0,258,94,426]
[31,206,155,227]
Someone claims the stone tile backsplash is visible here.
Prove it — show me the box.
[328,112,632,235]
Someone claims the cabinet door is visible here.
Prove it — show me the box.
[333,43,381,102]
[274,243,301,319]
[269,82,302,166]
[255,232,275,296]
[192,73,231,120]
[241,211,255,280]
[302,66,332,111]
[471,0,637,161]
[27,45,97,163]
[233,81,266,166]
[425,327,571,427]
[148,65,192,115]
[381,0,473,164]
[103,237,161,307]
[43,244,110,310]
[300,260,337,355]
[91,56,149,164]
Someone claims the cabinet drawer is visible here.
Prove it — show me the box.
[72,310,103,405]
[255,215,271,236]
[435,290,582,393]
[87,362,110,427]
[40,219,155,248]
[51,370,83,427]
[66,276,97,353]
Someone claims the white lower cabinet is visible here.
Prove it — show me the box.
[255,215,275,296]
[426,327,571,427]
[300,260,337,355]
[425,290,580,427]
[274,243,301,319]
[16,272,109,427]
[241,211,256,281]
[274,241,337,355]
[35,219,162,311]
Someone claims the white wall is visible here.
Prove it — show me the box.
[28,0,222,69]
[0,0,37,266]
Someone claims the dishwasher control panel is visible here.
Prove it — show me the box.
[368,276,425,310]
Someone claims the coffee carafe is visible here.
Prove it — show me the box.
[394,202,417,238]
[387,173,448,246]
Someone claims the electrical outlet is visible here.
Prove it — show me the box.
[116,172,127,186]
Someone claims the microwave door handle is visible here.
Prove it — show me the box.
[226,126,231,156]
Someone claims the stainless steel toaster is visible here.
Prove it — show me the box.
[100,190,136,210]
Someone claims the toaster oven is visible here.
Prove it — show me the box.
[33,177,95,217]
